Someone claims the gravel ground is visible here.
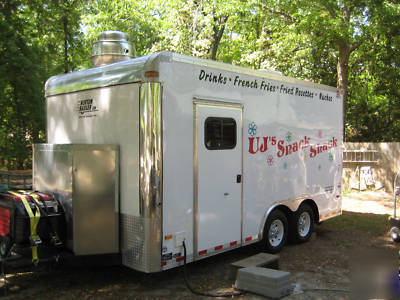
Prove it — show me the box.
[1,190,398,299]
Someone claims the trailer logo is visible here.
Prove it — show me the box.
[77,98,98,118]
[248,125,339,164]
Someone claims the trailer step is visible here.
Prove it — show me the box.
[230,252,279,280]
[235,266,293,299]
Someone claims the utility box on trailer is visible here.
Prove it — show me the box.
[25,32,343,273]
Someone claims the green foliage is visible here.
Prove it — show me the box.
[0,0,87,169]
[0,0,46,169]
[325,212,389,235]
[0,0,399,169]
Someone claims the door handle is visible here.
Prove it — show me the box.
[237,174,242,183]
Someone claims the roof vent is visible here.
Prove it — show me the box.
[91,31,135,67]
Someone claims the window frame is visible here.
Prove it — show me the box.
[204,117,237,150]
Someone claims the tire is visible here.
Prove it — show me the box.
[290,203,314,243]
[263,210,288,253]
[0,235,11,259]
[390,227,400,242]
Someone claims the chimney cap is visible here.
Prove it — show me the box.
[91,31,135,67]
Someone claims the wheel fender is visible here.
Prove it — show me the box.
[259,204,294,240]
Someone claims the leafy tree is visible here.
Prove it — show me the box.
[1,0,399,170]
[0,0,45,169]
[346,1,400,141]
[151,0,246,60]
[81,0,160,64]
[0,0,87,169]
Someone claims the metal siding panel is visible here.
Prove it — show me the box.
[121,82,162,272]
[33,144,119,255]
[73,147,119,255]
[46,83,140,217]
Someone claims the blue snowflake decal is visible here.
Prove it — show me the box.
[286,131,292,143]
[283,162,288,169]
[318,164,322,171]
[248,122,257,137]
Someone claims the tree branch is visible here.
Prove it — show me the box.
[265,8,296,23]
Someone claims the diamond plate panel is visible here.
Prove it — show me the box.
[121,214,161,272]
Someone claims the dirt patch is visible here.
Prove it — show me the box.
[1,192,399,299]
[342,190,395,215]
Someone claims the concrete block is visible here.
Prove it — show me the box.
[235,267,293,299]
[230,253,279,280]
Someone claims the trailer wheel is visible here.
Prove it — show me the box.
[0,235,11,259]
[263,210,288,253]
[390,227,400,242]
[290,203,314,243]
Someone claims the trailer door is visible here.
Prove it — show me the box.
[194,101,242,257]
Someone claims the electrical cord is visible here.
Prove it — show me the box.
[182,240,244,297]
[302,287,351,293]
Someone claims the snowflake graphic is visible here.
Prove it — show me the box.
[329,152,334,162]
[318,164,322,171]
[248,122,257,137]
[286,131,292,143]
[283,162,288,169]
[267,155,274,166]
[318,130,323,138]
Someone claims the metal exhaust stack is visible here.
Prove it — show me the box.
[91,31,135,67]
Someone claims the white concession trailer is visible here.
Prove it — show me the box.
[32,32,343,273]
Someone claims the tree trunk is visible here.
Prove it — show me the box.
[210,16,228,60]
[337,43,350,91]
[63,16,69,73]
[337,40,359,140]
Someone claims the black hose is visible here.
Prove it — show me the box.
[302,287,351,293]
[182,240,244,297]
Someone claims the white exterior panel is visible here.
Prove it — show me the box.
[158,56,342,268]
[46,84,140,216]
[195,103,242,255]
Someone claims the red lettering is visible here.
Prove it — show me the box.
[285,144,292,155]
[304,136,310,147]
[292,142,298,152]
[248,137,260,154]
[277,140,285,157]
[271,136,277,145]
[260,137,269,152]
[310,145,316,158]
[332,137,337,147]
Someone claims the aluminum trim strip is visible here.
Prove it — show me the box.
[193,98,244,109]
[137,82,163,272]
[45,55,150,96]
[193,102,199,260]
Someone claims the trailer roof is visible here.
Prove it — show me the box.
[45,51,339,97]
